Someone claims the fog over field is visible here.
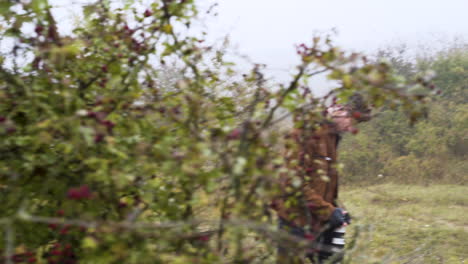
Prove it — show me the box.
[50,0,468,88]
[204,0,468,84]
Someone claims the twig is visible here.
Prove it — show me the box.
[261,65,306,129]
[3,219,14,264]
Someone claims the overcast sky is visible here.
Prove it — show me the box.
[203,0,467,82]
[42,0,468,87]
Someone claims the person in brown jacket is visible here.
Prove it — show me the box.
[273,95,371,263]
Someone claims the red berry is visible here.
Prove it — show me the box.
[95,111,108,120]
[198,235,210,242]
[144,9,152,17]
[304,234,315,240]
[50,250,61,256]
[269,200,278,210]
[172,106,181,115]
[0,116,5,122]
[12,254,24,262]
[123,25,134,35]
[6,127,16,134]
[35,25,44,34]
[227,128,241,140]
[67,185,92,200]
[56,210,64,216]
[94,133,105,143]
[100,120,115,131]
[352,111,362,119]
[87,111,97,118]
[59,227,69,235]
[67,188,79,199]
[28,257,36,263]
[350,127,359,135]
[78,185,92,198]
[48,223,58,230]
[101,65,108,73]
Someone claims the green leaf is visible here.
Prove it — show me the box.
[83,3,98,19]
[31,0,48,14]
[0,2,12,15]
[79,126,94,146]
[82,236,98,249]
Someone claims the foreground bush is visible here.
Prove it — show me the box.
[0,1,433,263]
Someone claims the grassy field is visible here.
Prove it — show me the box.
[341,184,467,264]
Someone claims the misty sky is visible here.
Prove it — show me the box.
[36,0,468,86]
[204,0,467,82]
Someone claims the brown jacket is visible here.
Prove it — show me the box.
[273,124,340,232]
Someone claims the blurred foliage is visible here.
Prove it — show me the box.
[341,42,467,185]
[0,0,434,263]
